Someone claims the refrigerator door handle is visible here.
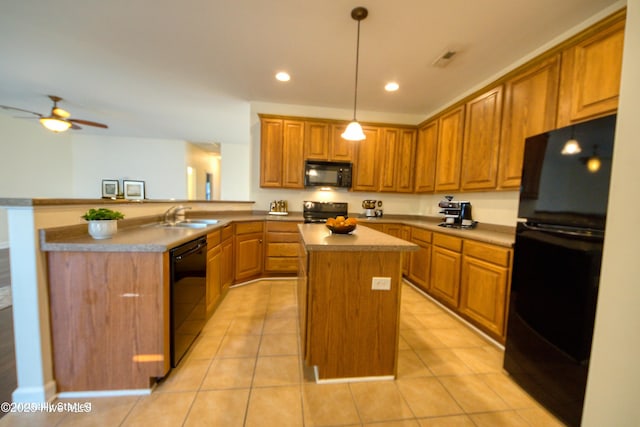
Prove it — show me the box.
[521,222,604,239]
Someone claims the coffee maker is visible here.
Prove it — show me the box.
[362,200,383,218]
[438,196,476,228]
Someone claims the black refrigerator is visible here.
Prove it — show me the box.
[503,114,617,427]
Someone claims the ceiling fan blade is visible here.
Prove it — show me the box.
[70,122,82,130]
[69,118,108,129]
[0,105,42,117]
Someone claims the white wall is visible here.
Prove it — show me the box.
[220,142,251,201]
[0,115,74,196]
[72,135,188,199]
[583,1,640,424]
[0,115,75,246]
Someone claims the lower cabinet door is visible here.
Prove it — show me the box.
[234,233,263,281]
[429,246,461,308]
[206,245,222,315]
[460,255,509,338]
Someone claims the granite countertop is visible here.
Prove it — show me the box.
[299,223,419,252]
[356,216,515,248]
[39,211,515,253]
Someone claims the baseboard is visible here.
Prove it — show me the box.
[11,380,57,403]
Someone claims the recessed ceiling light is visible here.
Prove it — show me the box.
[275,71,290,82]
[385,82,399,92]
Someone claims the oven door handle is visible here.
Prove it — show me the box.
[174,242,206,261]
[521,222,603,239]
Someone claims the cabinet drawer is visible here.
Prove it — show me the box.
[266,242,299,257]
[433,233,462,252]
[207,229,221,246]
[267,232,300,243]
[265,257,298,272]
[235,221,264,235]
[266,221,300,232]
[221,224,233,240]
[411,227,432,245]
[464,240,511,267]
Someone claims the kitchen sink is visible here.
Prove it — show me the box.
[182,219,219,224]
[157,219,219,229]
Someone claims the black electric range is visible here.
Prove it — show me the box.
[303,201,348,223]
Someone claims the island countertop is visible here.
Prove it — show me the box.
[298,223,419,252]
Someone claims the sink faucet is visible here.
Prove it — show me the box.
[163,205,192,225]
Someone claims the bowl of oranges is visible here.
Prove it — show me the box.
[326,216,358,234]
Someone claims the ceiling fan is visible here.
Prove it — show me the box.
[0,95,108,132]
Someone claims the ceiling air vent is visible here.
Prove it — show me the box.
[432,50,458,68]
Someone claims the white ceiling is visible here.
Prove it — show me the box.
[0,0,624,144]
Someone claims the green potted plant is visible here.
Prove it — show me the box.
[82,208,125,239]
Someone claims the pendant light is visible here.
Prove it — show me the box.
[342,7,368,141]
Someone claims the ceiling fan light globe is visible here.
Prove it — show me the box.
[52,107,71,118]
[40,117,71,132]
[341,121,366,141]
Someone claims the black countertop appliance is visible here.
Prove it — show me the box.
[503,114,617,427]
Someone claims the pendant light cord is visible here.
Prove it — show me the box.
[352,18,361,121]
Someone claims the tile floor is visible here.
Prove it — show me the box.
[0,279,565,426]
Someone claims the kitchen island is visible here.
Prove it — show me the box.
[298,223,418,381]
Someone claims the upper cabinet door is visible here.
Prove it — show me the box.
[461,86,503,191]
[395,129,416,193]
[260,118,283,188]
[351,126,381,192]
[435,106,465,192]
[498,55,560,189]
[329,124,354,162]
[378,128,399,192]
[414,120,438,193]
[557,16,625,127]
[282,120,305,189]
[303,121,330,160]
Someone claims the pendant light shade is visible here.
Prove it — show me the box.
[342,7,368,141]
[342,120,366,141]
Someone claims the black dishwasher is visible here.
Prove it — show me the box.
[170,236,207,367]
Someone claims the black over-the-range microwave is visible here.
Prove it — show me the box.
[304,160,352,188]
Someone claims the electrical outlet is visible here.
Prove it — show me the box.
[371,277,391,290]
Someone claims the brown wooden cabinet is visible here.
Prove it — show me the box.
[351,126,381,191]
[264,221,301,274]
[408,227,432,293]
[304,121,330,160]
[461,86,503,191]
[378,128,400,192]
[259,118,283,188]
[206,231,222,317]
[329,124,355,161]
[460,240,512,341]
[497,55,560,189]
[304,121,355,162]
[234,221,264,282]
[557,14,625,127]
[47,251,170,391]
[259,116,304,189]
[434,106,465,192]
[414,120,438,193]
[220,224,234,293]
[429,233,462,308]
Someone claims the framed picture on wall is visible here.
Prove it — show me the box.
[123,180,145,200]
[101,179,119,198]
